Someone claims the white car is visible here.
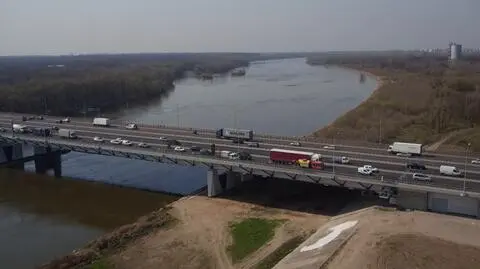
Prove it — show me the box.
[62,117,70,123]
[93,136,104,142]
[412,173,432,181]
[289,141,301,147]
[138,142,149,148]
[110,139,122,145]
[125,123,138,130]
[472,159,480,164]
[363,165,378,173]
[122,140,133,146]
[358,167,373,175]
[323,145,336,150]
[159,136,167,141]
[174,146,186,152]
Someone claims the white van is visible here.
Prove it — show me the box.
[439,165,461,177]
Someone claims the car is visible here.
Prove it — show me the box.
[62,117,70,123]
[396,152,412,157]
[412,173,432,181]
[122,140,133,146]
[174,146,186,152]
[28,116,35,120]
[358,167,373,175]
[110,139,122,145]
[289,141,302,147]
[51,126,59,131]
[246,142,260,148]
[232,138,244,144]
[407,162,426,170]
[363,165,378,173]
[36,115,44,120]
[323,145,336,150]
[55,120,63,124]
[192,130,198,135]
[199,149,213,155]
[0,127,6,132]
[138,142,149,148]
[93,136,104,142]
[125,123,138,130]
[472,159,480,164]
[190,146,201,152]
[159,136,167,141]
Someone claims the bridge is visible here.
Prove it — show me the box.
[1,113,480,217]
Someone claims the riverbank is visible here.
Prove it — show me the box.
[40,178,365,269]
[308,55,480,153]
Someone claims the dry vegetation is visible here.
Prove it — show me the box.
[324,208,480,269]
[308,53,480,152]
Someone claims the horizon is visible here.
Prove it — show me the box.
[2,0,479,56]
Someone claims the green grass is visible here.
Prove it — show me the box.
[254,236,306,269]
[84,259,114,269]
[227,218,283,263]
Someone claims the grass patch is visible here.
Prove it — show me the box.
[84,259,114,269]
[227,218,284,263]
[254,235,306,269]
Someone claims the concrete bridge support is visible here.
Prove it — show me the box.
[207,169,244,197]
[0,143,24,170]
[33,146,62,177]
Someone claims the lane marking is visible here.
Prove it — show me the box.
[300,220,358,252]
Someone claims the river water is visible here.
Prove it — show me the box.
[0,58,377,268]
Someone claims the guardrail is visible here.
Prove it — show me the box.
[2,133,478,197]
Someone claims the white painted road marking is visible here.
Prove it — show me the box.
[300,220,358,252]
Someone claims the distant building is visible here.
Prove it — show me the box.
[449,42,462,61]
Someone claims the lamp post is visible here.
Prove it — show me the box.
[462,142,471,195]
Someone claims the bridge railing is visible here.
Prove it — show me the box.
[2,133,476,195]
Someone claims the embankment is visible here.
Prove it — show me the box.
[307,54,480,152]
[38,207,175,269]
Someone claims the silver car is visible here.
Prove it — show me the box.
[412,173,432,181]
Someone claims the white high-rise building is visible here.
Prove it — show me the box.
[449,42,462,61]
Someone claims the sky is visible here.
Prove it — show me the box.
[1,0,479,56]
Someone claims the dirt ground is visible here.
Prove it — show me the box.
[109,195,328,269]
[324,209,480,269]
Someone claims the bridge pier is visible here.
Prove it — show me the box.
[0,143,24,170]
[33,146,62,177]
[207,169,222,197]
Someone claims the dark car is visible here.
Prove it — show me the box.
[232,138,244,144]
[407,163,426,170]
[239,152,252,160]
[199,149,213,155]
[246,142,260,148]
[190,146,201,152]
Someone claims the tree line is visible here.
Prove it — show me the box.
[0,53,277,116]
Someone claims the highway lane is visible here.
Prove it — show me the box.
[0,113,467,159]
[4,132,480,193]
[6,130,480,186]
[2,119,480,175]
[0,114,474,163]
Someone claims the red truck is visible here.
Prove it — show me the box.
[269,148,322,165]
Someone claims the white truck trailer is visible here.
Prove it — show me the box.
[387,142,423,155]
[58,129,77,139]
[92,117,110,127]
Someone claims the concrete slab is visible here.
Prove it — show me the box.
[272,209,367,269]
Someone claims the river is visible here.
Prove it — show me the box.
[0,58,377,268]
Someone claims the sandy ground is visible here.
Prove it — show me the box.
[109,196,328,269]
[324,209,480,269]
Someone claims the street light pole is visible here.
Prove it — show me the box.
[463,142,471,195]
[332,135,336,175]
[176,104,180,128]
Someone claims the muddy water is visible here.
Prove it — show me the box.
[0,169,177,269]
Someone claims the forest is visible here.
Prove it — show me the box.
[0,53,295,116]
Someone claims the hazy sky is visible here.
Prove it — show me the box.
[1,0,479,55]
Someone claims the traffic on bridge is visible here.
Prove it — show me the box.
[0,113,479,196]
